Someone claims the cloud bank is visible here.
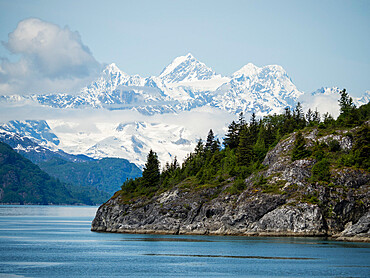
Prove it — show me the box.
[298,92,341,119]
[0,100,234,140]
[0,18,101,95]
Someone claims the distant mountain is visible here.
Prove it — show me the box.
[159,53,222,83]
[212,63,302,115]
[0,141,107,205]
[0,53,304,116]
[1,55,368,168]
[0,125,92,164]
[39,157,142,195]
[46,120,196,168]
[0,127,142,194]
[0,119,195,169]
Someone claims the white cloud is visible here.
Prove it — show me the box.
[0,100,234,140]
[298,92,341,119]
[0,18,101,95]
[153,106,235,139]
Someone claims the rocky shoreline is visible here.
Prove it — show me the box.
[91,129,369,242]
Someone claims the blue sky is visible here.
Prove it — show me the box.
[0,0,369,96]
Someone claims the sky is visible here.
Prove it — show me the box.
[0,0,369,96]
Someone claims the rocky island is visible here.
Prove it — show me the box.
[92,96,369,242]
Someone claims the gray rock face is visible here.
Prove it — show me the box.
[250,204,326,235]
[91,128,369,241]
[92,189,288,235]
[336,212,370,242]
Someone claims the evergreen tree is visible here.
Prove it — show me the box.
[264,123,275,147]
[249,112,258,144]
[294,102,305,128]
[323,112,335,126]
[211,139,221,153]
[171,156,179,170]
[312,109,321,124]
[306,108,313,124]
[224,121,239,149]
[284,107,292,119]
[352,124,370,169]
[238,112,246,127]
[195,139,205,155]
[339,89,355,116]
[142,149,160,187]
[236,127,254,166]
[291,131,311,161]
[205,129,216,152]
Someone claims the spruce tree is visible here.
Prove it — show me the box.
[249,112,258,144]
[238,112,246,127]
[312,109,321,124]
[195,139,205,155]
[211,139,221,153]
[306,108,313,124]
[205,129,215,151]
[294,102,305,128]
[236,127,254,166]
[224,121,239,149]
[291,131,311,161]
[339,89,355,116]
[142,149,160,187]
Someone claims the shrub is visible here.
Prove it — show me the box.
[227,178,246,194]
[292,131,311,161]
[328,139,341,152]
[311,158,331,182]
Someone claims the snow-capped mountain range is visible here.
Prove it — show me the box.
[0,54,368,168]
[0,53,303,116]
[0,120,196,169]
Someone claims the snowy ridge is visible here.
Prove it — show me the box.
[211,63,302,116]
[0,128,93,164]
[0,119,197,168]
[46,120,196,168]
[159,53,219,83]
[1,54,307,116]
[0,120,60,150]
[2,56,368,168]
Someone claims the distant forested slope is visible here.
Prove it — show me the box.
[0,142,108,205]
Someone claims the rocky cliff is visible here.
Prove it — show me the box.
[91,127,369,242]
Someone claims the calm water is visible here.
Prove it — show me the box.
[0,206,369,277]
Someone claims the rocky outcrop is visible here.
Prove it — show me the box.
[249,203,326,236]
[92,129,369,242]
[335,212,370,242]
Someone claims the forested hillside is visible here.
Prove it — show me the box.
[120,89,369,199]
[39,157,142,194]
[92,89,369,241]
[0,142,108,205]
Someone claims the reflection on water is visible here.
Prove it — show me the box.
[0,205,369,278]
[118,237,213,242]
[143,253,317,260]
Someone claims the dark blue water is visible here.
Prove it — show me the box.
[0,206,369,277]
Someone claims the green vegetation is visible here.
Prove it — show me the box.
[0,142,105,205]
[141,150,160,188]
[311,158,331,182]
[292,131,311,161]
[39,157,141,194]
[119,89,369,202]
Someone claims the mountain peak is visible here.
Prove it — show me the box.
[159,53,217,83]
[103,63,123,75]
[185,53,194,59]
[233,63,260,77]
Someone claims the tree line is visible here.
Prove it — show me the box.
[121,89,369,198]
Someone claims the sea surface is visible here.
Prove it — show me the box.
[0,205,369,277]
